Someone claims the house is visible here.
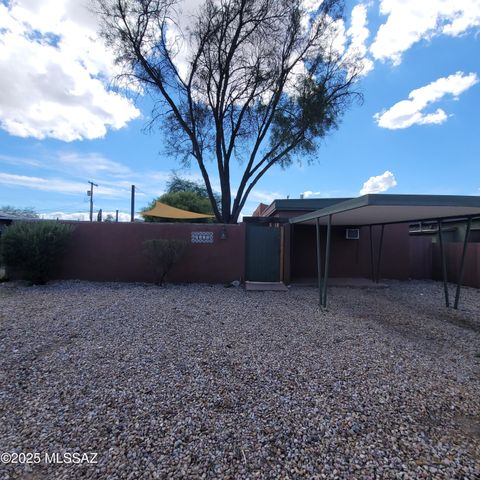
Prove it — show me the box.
[248,195,480,292]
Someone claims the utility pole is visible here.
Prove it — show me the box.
[87,181,98,222]
[131,185,135,222]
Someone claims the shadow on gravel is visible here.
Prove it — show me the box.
[350,286,480,334]
[436,311,480,334]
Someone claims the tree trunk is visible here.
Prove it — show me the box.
[220,172,232,223]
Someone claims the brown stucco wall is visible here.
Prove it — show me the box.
[432,243,480,288]
[57,222,246,284]
[7,217,475,286]
[408,235,433,280]
[290,223,433,281]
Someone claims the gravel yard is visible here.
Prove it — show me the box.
[0,280,479,479]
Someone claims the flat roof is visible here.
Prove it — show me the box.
[263,198,352,216]
[290,194,480,226]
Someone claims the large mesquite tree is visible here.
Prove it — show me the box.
[97,0,361,223]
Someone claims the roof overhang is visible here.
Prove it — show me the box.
[290,194,480,226]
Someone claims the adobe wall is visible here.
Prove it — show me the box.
[289,223,433,281]
[10,218,477,287]
[432,243,480,288]
[57,222,246,284]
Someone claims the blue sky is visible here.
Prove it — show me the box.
[0,0,479,220]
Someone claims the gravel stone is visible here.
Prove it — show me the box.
[0,279,479,479]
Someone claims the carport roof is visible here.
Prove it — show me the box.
[290,194,480,226]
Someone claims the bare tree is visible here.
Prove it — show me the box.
[97,0,362,223]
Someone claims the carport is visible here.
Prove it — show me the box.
[290,194,480,309]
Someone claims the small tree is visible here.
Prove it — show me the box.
[143,239,187,285]
[0,221,74,284]
[167,174,219,202]
[167,174,221,208]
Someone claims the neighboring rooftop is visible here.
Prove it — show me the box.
[0,213,30,221]
[260,198,352,217]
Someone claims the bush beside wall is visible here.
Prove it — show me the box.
[143,239,188,285]
[0,221,74,284]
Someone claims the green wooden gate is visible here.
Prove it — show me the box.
[245,224,281,282]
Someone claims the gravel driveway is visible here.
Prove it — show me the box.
[0,280,479,479]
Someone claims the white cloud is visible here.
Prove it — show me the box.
[345,3,374,76]
[39,211,92,221]
[0,0,140,141]
[302,0,324,12]
[360,171,397,195]
[0,150,221,208]
[302,190,322,198]
[374,71,478,130]
[0,154,43,168]
[1,151,127,176]
[168,1,357,102]
[370,0,480,65]
[56,152,133,178]
[249,190,284,204]
[0,172,125,197]
[330,18,348,58]
[40,210,137,222]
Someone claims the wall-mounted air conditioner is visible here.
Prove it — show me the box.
[346,228,360,240]
[409,222,439,234]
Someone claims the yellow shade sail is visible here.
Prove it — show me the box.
[142,201,215,219]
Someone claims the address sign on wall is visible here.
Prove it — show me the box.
[191,232,214,244]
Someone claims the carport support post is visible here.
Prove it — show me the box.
[376,224,385,283]
[369,225,375,282]
[322,214,332,307]
[454,217,472,310]
[437,220,450,308]
[315,218,323,307]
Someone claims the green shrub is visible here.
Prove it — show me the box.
[0,221,74,284]
[143,239,187,286]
